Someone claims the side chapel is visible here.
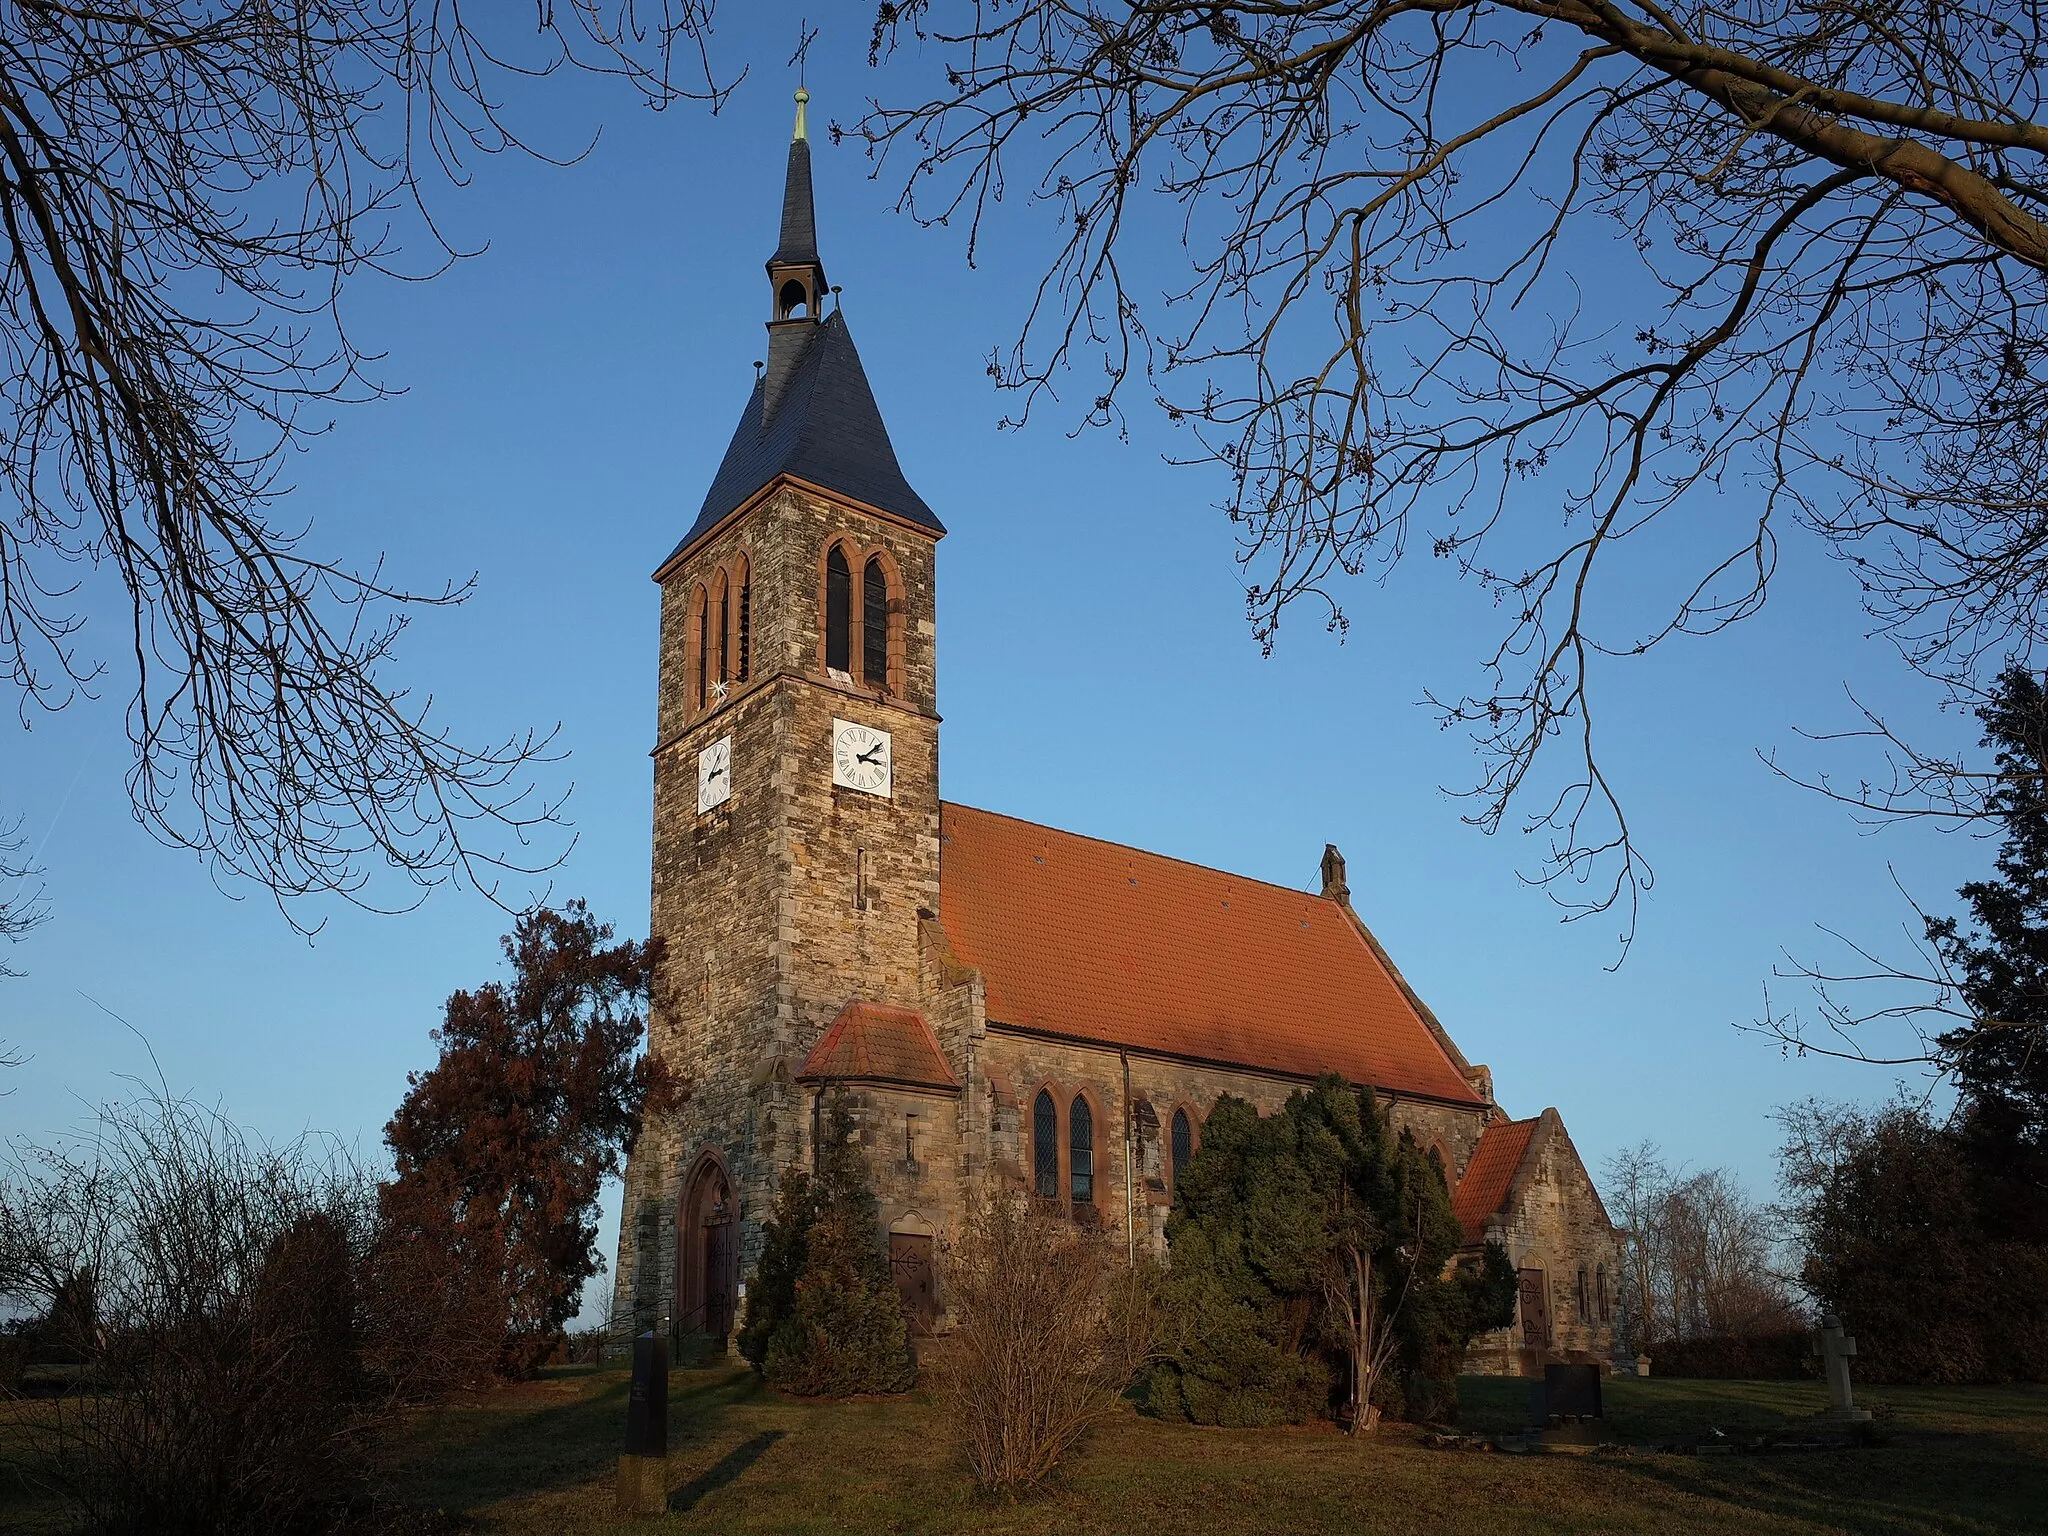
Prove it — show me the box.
[612,95,1619,1377]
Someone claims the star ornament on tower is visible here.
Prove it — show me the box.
[711,679,730,703]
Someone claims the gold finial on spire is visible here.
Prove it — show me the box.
[793,87,809,142]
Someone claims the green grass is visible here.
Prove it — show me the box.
[7,1365,2048,1534]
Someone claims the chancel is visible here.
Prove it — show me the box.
[610,93,1622,1378]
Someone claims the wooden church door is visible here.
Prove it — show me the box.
[889,1233,936,1334]
[1518,1268,1552,1348]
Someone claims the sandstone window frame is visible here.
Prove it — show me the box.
[1031,1084,1061,1201]
[817,534,906,697]
[679,547,756,724]
[1068,1091,1097,1209]
[1027,1078,1111,1219]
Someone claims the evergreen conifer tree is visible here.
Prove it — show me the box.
[736,1095,914,1396]
[1144,1075,1514,1427]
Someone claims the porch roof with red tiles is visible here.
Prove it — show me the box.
[935,803,1482,1106]
[798,1001,960,1091]
[1452,1116,1539,1241]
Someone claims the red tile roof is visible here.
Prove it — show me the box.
[798,1001,960,1091]
[1453,1117,1539,1241]
[935,803,1482,1105]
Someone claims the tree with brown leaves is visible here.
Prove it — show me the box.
[381,900,679,1377]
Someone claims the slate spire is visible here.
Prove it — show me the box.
[764,90,827,419]
[658,91,943,573]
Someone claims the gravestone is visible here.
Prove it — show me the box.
[616,1330,669,1516]
[1543,1362,1604,1422]
[1636,1353,1652,1378]
[1812,1314,1872,1423]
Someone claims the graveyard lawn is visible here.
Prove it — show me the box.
[4,1366,2047,1533]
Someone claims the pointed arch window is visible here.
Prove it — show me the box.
[1070,1096,1095,1207]
[735,557,751,683]
[825,544,852,674]
[694,585,709,710]
[715,570,730,685]
[862,555,889,689]
[1032,1090,1058,1201]
[1170,1107,1193,1189]
[1596,1264,1610,1323]
[1577,1267,1591,1321]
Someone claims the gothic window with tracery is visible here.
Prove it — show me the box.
[1033,1090,1058,1200]
[1170,1107,1193,1188]
[1070,1096,1095,1207]
[824,544,852,674]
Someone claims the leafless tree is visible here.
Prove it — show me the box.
[861,0,2048,949]
[0,812,42,976]
[1602,1141,1798,1350]
[0,3,728,927]
[936,1191,1161,1493]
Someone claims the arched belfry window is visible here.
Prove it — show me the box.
[734,556,751,684]
[824,544,852,675]
[1070,1096,1095,1207]
[778,278,810,320]
[693,584,709,710]
[1170,1107,1193,1188]
[714,570,730,685]
[862,556,889,689]
[1032,1090,1058,1200]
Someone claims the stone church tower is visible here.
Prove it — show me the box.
[613,92,947,1339]
[613,95,1622,1377]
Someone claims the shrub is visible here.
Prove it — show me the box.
[737,1095,913,1396]
[0,1093,385,1534]
[939,1194,1158,1495]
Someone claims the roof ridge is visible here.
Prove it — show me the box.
[941,800,1334,906]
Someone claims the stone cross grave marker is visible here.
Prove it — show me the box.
[616,1330,670,1516]
[1813,1313,1872,1423]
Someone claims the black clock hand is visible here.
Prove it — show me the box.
[708,765,726,781]
[856,745,883,765]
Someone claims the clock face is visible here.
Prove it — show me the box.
[697,735,732,814]
[831,718,892,797]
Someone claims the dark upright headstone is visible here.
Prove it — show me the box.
[617,1330,669,1515]
[1543,1362,1604,1421]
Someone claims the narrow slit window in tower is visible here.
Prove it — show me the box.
[825,545,852,674]
[736,566,751,682]
[862,555,889,688]
[718,576,731,683]
[695,588,709,709]
[1070,1096,1095,1207]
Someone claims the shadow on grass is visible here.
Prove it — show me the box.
[668,1429,785,1513]
[380,1364,765,1516]
[1608,1441,2048,1536]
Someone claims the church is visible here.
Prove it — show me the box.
[611,95,1619,1379]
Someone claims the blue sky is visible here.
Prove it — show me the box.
[1,19,1986,1320]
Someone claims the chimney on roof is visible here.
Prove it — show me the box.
[1319,843,1350,904]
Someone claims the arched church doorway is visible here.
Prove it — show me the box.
[676,1153,737,1341]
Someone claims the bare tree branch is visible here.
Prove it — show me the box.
[0,3,732,927]
[859,0,2048,954]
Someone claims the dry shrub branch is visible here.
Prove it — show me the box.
[0,1092,408,1534]
[939,1194,1161,1496]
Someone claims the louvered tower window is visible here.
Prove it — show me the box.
[862,555,889,688]
[717,573,731,683]
[825,545,852,674]
[1070,1096,1095,1207]
[695,587,709,709]
[1170,1107,1193,1188]
[1032,1090,1058,1200]
[736,561,751,683]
